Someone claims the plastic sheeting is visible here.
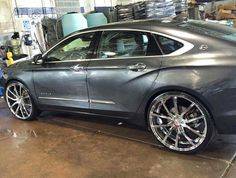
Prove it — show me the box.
[116,4,134,21]
[144,0,176,19]
[174,0,188,14]
[116,0,177,21]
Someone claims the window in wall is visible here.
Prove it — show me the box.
[98,31,162,59]
[55,0,81,17]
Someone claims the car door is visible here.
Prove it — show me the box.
[87,30,163,117]
[33,32,98,110]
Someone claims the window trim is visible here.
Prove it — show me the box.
[43,31,99,63]
[96,30,163,59]
[42,28,194,64]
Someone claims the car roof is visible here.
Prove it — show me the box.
[75,19,181,33]
[65,18,236,48]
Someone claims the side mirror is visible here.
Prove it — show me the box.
[33,54,43,64]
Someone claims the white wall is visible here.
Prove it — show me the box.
[0,0,56,34]
[0,0,14,33]
[14,0,54,7]
[12,0,55,18]
[116,0,145,5]
[80,0,146,12]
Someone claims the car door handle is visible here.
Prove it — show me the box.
[70,64,84,72]
[128,63,147,72]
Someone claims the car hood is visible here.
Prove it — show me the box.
[16,59,34,68]
[2,60,32,74]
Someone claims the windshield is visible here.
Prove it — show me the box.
[178,21,236,43]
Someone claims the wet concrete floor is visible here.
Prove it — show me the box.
[0,98,236,178]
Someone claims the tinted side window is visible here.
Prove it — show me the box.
[156,36,183,54]
[46,32,95,62]
[98,31,162,59]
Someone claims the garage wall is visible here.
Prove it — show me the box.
[116,0,145,5]
[55,0,80,16]
[13,0,55,17]
[0,0,56,33]
[0,0,14,33]
[81,0,145,12]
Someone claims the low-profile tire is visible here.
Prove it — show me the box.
[147,91,214,154]
[5,81,39,121]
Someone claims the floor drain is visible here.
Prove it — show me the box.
[0,128,13,141]
[12,130,38,138]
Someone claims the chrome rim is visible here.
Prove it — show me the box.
[149,92,207,152]
[6,82,33,120]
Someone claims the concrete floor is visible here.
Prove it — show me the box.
[0,99,236,178]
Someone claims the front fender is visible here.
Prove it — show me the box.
[3,69,38,105]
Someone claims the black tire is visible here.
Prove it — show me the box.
[5,81,40,121]
[147,91,214,154]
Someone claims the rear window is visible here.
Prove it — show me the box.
[156,35,183,54]
[178,21,236,43]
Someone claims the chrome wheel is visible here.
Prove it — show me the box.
[149,92,208,152]
[6,82,33,120]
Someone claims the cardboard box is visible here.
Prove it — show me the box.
[224,4,236,10]
[216,4,236,20]
[219,9,232,14]
[216,11,236,20]
[233,20,236,28]
[218,4,224,11]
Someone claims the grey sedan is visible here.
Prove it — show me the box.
[2,19,236,153]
